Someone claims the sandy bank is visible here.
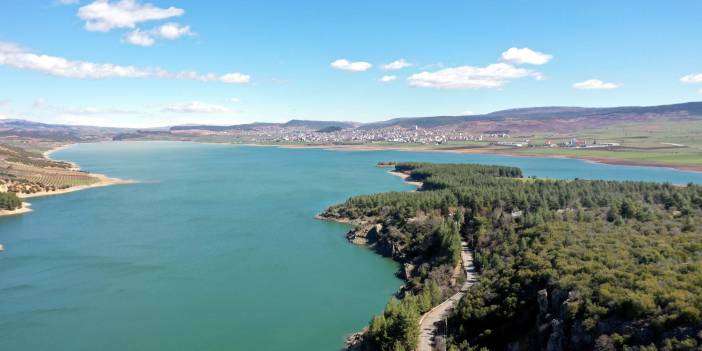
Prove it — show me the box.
[388,171,423,188]
[42,144,72,159]
[6,145,136,215]
[0,202,33,217]
[17,174,135,199]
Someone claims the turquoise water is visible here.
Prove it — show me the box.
[2,141,702,351]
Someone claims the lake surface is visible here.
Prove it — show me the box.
[2,141,702,351]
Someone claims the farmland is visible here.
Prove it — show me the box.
[0,143,99,196]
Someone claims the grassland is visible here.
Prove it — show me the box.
[502,119,702,170]
[313,119,702,171]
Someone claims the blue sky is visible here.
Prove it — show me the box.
[1,0,702,128]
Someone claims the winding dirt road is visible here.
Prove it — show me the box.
[417,241,476,351]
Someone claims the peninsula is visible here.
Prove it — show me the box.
[319,162,702,350]
[0,142,130,217]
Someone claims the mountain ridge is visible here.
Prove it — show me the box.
[2,101,701,133]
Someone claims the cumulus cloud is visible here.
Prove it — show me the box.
[0,41,250,83]
[681,73,702,83]
[124,28,155,46]
[572,79,621,90]
[408,63,540,89]
[77,0,184,32]
[380,75,397,82]
[124,23,193,46]
[501,48,553,65]
[382,59,412,70]
[154,22,192,39]
[163,101,231,114]
[330,59,372,72]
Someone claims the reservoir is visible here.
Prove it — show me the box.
[2,141,702,350]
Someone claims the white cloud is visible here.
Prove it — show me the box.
[155,22,192,39]
[408,63,540,89]
[330,59,372,72]
[163,101,230,114]
[124,23,193,47]
[219,73,250,84]
[229,97,240,103]
[572,79,621,90]
[500,47,553,65]
[77,0,184,32]
[681,73,702,83]
[382,59,412,70]
[380,75,397,82]
[460,110,475,115]
[124,29,155,46]
[57,0,80,4]
[0,41,249,83]
[698,88,702,94]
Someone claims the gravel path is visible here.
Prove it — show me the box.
[417,241,476,351]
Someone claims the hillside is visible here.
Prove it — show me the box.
[169,119,357,132]
[0,119,129,142]
[5,101,702,137]
[322,162,702,351]
[0,142,101,196]
[360,102,702,131]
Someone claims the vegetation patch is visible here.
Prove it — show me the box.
[322,162,702,351]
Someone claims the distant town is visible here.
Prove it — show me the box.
[169,124,620,149]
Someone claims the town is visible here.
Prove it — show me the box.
[170,124,619,149]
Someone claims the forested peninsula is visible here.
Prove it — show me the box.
[319,162,702,351]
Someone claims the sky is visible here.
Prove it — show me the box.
[1,0,702,128]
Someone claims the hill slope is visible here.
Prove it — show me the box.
[361,102,702,130]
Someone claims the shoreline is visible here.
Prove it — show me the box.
[315,169,426,350]
[278,143,702,173]
[2,144,135,216]
[42,144,72,159]
[388,170,423,188]
[17,173,134,199]
[0,202,33,217]
[71,140,702,174]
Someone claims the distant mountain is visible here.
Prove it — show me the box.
[169,119,357,132]
[360,102,702,130]
[3,101,702,139]
[282,119,358,129]
[0,119,130,141]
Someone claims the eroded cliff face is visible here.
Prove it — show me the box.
[501,287,700,351]
[319,209,406,261]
